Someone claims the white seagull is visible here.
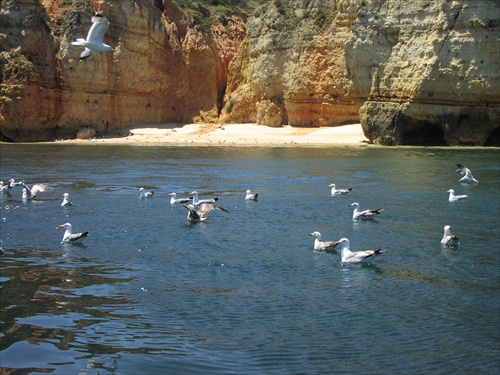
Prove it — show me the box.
[57,223,89,244]
[168,192,191,205]
[328,183,353,196]
[456,164,478,183]
[71,13,113,61]
[190,191,219,206]
[139,188,154,199]
[441,225,460,246]
[349,202,383,220]
[308,231,340,252]
[1,179,22,193]
[245,190,258,201]
[338,238,384,263]
[447,189,469,202]
[182,203,230,223]
[61,193,73,206]
[21,181,53,199]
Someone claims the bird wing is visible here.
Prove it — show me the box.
[456,164,466,175]
[31,184,53,195]
[20,183,33,197]
[68,232,89,243]
[352,249,383,262]
[198,203,230,216]
[87,15,110,43]
[183,204,201,220]
[78,48,95,60]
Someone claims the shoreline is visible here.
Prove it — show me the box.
[32,123,371,147]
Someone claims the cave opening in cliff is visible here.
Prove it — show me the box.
[400,124,446,146]
[484,126,500,147]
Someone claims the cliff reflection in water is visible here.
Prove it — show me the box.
[0,247,148,369]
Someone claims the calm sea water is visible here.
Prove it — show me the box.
[0,144,499,374]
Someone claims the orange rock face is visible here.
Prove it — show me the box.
[0,0,247,141]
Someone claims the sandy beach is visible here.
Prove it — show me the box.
[55,123,370,147]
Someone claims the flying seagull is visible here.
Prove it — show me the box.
[21,181,53,199]
[190,191,219,206]
[168,192,191,205]
[328,183,353,196]
[57,222,89,244]
[139,188,154,199]
[61,193,73,206]
[447,189,469,202]
[72,13,113,60]
[182,203,230,223]
[441,225,459,246]
[308,231,340,252]
[338,238,384,263]
[456,164,478,183]
[245,190,259,201]
[349,202,383,220]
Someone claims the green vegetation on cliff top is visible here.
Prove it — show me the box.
[171,0,268,25]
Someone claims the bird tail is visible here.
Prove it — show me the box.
[71,38,87,46]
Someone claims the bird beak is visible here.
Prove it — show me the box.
[57,224,64,229]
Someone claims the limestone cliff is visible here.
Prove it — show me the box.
[1,0,499,146]
[0,0,247,141]
[346,0,500,146]
[220,0,360,127]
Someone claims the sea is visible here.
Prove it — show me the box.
[0,144,499,374]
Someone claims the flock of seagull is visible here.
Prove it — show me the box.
[311,163,477,263]
[0,164,477,263]
[1,15,482,261]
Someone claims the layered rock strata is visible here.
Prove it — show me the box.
[0,0,246,141]
[1,0,499,146]
[346,0,500,145]
[220,0,360,127]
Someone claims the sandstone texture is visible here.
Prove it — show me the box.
[0,0,247,141]
[1,0,499,146]
[221,0,360,127]
[346,0,499,145]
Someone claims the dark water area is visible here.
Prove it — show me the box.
[1,144,499,374]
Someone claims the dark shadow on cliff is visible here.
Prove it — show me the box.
[485,126,500,147]
[400,124,446,146]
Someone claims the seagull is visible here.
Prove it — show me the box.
[349,202,383,220]
[182,203,230,223]
[447,189,469,202]
[308,231,340,252]
[441,225,460,246]
[456,164,478,183]
[20,181,53,199]
[190,191,219,206]
[139,188,154,199]
[338,238,384,263]
[328,183,353,196]
[1,179,22,193]
[57,223,89,244]
[245,190,258,201]
[72,13,113,61]
[168,192,191,204]
[61,193,73,206]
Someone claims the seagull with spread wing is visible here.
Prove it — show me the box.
[72,13,113,60]
[182,203,230,223]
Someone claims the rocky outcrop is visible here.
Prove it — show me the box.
[0,0,247,141]
[1,0,499,146]
[345,0,500,146]
[220,0,360,127]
